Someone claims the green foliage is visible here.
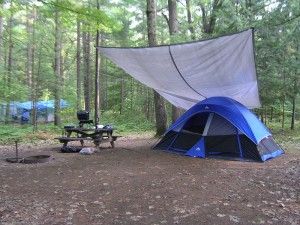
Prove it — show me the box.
[100,110,155,134]
[42,0,121,33]
[269,121,300,143]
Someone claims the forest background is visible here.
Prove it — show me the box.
[0,0,299,143]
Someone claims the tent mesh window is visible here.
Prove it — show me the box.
[257,136,281,156]
[154,131,177,150]
[239,135,261,161]
[181,113,209,134]
[205,135,239,156]
[207,114,237,135]
[168,113,208,153]
[170,132,202,152]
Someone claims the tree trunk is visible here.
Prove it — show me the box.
[104,57,108,110]
[94,0,100,125]
[26,7,33,89]
[146,0,157,46]
[31,9,37,131]
[281,97,285,129]
[59,35,64,96]
[130,78,133,110]
[76,19,82,111]
[291,96,295,130]
[185,0,195,40]
[146,0,167,135]
[260,109,264,123]
[0,2,4,63]
[168,0,178,35]
[143,87,151,120]
[5,0,13,124]
[200,0,223,34]
[35,44,42,126]
[167,0,183,123]
[270,106,273,122]
[26,7,37,129]
[0,3,3,121]
[54,5,62,126]
[120,74,125,115]
[291,43,299,130]
[264,106,267,125]
[82,28,91,112]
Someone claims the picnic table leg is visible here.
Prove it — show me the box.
[94,140,100,150]
[93,133,102,151]
[108,131,114,148]
[80,140,84,147]
[67,131,72,137]
[110,141,115,148]
[63,131,72,148]
[63,141,68,147]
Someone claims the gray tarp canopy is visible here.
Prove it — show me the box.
[98,29,260,109]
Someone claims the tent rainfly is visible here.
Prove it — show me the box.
[154,97,284,161]
[98,29,260,109]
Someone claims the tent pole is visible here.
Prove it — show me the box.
[167,121,185,151]
[167,132,180,151]
[202,113,214,136]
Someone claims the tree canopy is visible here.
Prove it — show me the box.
[0,0,299,130]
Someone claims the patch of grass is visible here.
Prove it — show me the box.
[267,121,300,154]
[0,124,62,145]
[268,121,300,143]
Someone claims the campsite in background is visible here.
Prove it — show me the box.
[0,0,299,224]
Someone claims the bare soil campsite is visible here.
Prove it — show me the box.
[0,137,299,225]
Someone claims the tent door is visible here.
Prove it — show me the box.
[204,113,241,158]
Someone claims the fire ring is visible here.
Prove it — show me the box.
[22,155,51,164]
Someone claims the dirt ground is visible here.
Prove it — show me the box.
[0,137,299,225]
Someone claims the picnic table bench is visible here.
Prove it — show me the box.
[55,127,119,149]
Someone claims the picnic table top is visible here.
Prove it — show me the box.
[64,127,114,132]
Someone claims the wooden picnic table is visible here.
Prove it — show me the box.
[56,126,118,149]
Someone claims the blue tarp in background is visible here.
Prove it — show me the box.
[0,99,69,123]
[16,99,68,111]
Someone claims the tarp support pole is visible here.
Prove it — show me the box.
[236,128,243,158]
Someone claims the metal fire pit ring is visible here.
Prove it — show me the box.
[5,158,24,163]
[22,155,51,164]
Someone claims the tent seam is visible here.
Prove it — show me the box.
[226,98,258,143]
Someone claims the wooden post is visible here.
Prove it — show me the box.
[15,140,18,162]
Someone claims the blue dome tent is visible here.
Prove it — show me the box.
[154,97,284,161]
